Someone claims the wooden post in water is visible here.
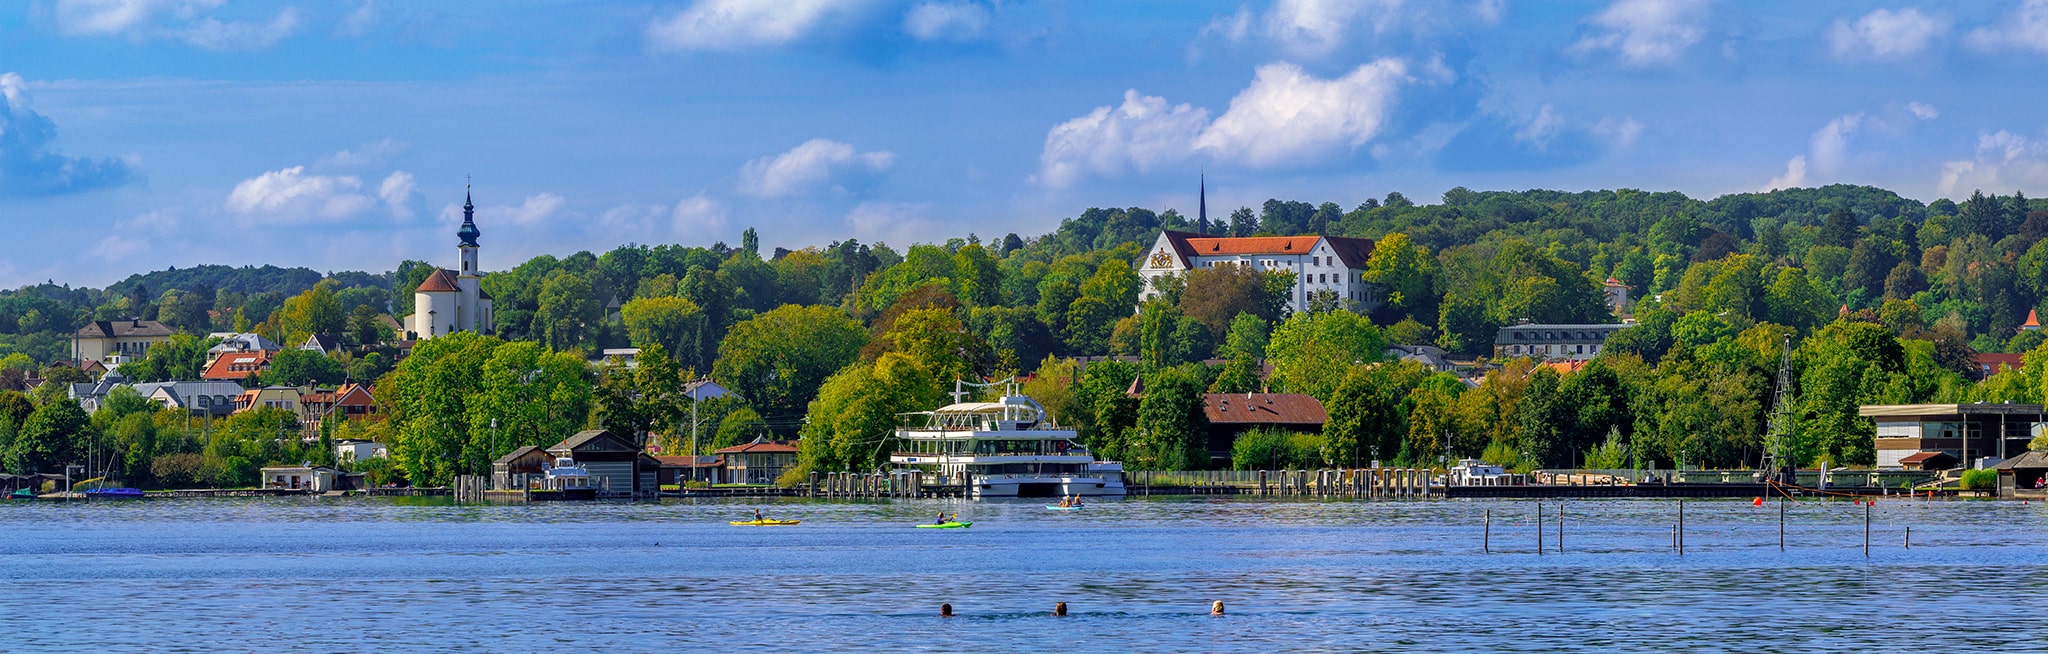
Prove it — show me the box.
[809,472,819,498]
[1864,501,1871,558]
[1557,503,1565,553]
[1484,508,1491,553]
[1778,497,1785,551]
[1535,502,1543,555]
[1904,525,1910,549]
[1259,470,1268,496]
[1678,499,1685,556]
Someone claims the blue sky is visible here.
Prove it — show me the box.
[6,0,2048,288]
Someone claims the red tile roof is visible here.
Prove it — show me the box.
[202,350,272,380]
[2027,309,2041,328]
[1899,451,1954,465]
[415,269,460,293]
[1977,352,2025,374]
[652,455,724,468]
[1160,232,1376,268]
[715,441,799,454]
[1202,393,1327,426]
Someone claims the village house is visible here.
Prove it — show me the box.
[334,439,388,463]
[1200,393,1329,465]
[203,350,273,382]
[71,318,174,367]
[299,382,378,423]
[206,333,281,365]
[716,438,798,485]
[405,188,495,340]
[140,380,244,418]
[299,334,344,355]
[1602,277,1632,316]
[233,386,303,414]
[492,445,553,490]
[1385,344,1455,372]
[1994,451,2048,498]
[1137,230,1382,315]
[1864,403,2044,469]
[1492,322,1627,362]
[652,455,723,487]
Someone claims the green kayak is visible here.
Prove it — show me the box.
[916,521,973,529]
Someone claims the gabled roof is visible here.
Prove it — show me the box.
[715,439,799,454]
[209,333,280,354]
[202,350,273,380]
[300,334,342,352]
[1898,451,1955,465]
[1155,232,1376,269]
[73,319,174,339]
[1977,352,2025,374]
[495,445,549,465]
[1993,451,2048,470]
[416,269,460,293]
[1202,393,1327,426]
[549,429,639,454]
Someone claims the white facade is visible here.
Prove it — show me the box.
[1136,231,1382,316]
[408,190,495,340]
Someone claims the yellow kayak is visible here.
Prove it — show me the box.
[729,519,801,526]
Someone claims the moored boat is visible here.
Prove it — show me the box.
[890,378,1126,499]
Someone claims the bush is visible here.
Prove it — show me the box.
[1231,427,1320,470]
[1960,468,1997,491]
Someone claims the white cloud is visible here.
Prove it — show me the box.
[1036,58,1418,186]
[738,138,894,198]
[0,71,137,196]
[1809,113,1864,173]
[1036,90,1209,188]
[1474,0,1505,26]
[92,210,179,260]
[1907,102,1939,120]
[671,195,729,236]
[494,193,567,226]
[1764,155,1808,191]
[1514,104,1565,150]
[1939,130,2048,196]
[646,0,853,52]
[1196,59,1413,167]
[379,171,416,220]
[1593,116,1644,151]
[904,1,988,41]
[1198,6,1253,43]
[225,166,376,221]
[338,0,380,37]
[1568,0,1708,68]
[318,138,408,170]
[51,0,300,50]
[180,7,300,50]
[1966,0,2048,55]
[845,200,939,245]
[1261,0,1407,57]
[1827,8,1944,62]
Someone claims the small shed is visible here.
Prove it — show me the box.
[653,455,723,487]
[260,465,342,492]
[493,445,552,490]
[1994,451,2048,498]
[1898,451,1958,471]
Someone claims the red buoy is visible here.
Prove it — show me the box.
[1753,497,1763,506]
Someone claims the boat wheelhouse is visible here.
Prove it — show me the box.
[890,380,1125,498]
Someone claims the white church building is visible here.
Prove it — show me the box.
[406,189,495,339]
[1137,230,1383,316]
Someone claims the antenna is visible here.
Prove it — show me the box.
[1759,335,1796,486]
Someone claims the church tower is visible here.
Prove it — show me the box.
[457,187,481,276]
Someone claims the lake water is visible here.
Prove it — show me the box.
[3,495,2045,652]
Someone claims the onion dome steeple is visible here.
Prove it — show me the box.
[457,184,481,248]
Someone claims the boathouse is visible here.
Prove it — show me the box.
[260,465,343,492]
[1993,451,2048,499]
[546,430,658,497]
[492,445,552,490]
[1862,403,2046,469]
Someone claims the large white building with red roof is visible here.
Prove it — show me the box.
[407,188,495,339]
[1136,230,1382,316]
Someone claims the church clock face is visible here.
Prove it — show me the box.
[1150,250,1172,268]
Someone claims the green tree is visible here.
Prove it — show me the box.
[620,296,706,364]
[11,399,89,474]
[1266,310,1388,400]
[274,283,346,345]
[952,243,1002,308]
[534,272,602,351]
[1131,364,1210,470]
[795,353,941,475]
[1322,360,1429,468]
[261,349,347,386]
[712,305,867,425]
[385,332,499,486]
[1361,232,1433,314]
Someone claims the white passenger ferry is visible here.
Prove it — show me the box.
[890,379,1126,498]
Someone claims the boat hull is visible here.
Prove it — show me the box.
[969,475,1126,498]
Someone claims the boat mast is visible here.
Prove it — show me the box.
[1759,334,1796,486]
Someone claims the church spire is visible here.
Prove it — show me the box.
[457,180,481,248]
[1198,171,1209,235]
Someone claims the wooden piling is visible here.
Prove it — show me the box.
[1678,499,1685,556]
[1536,502,1543,556]
[1863,501,1871,558]
[1557,503,1565,553]
[1778,497,1785,551]
[1904,525,1910,549]
[1483,508,1491,553]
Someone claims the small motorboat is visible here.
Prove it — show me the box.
[730,518,801,526]
[916,521,973,529]
[1045,505,1082,511]
[8,488,34,500]
[85,487,145,499]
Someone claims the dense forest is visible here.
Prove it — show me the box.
[5,183,2047,488]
